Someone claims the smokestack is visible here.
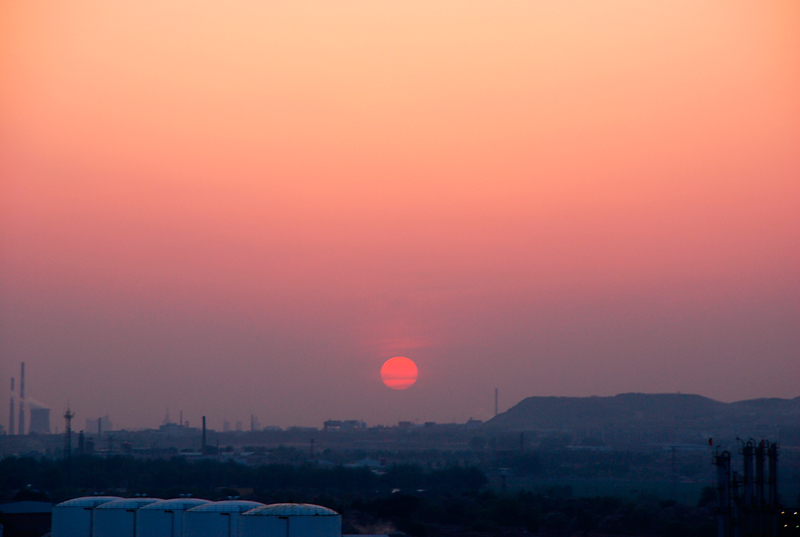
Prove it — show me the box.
[9,377,14,436]
[494,388,498,417]
[202,416,207,454]
[18,362,25,435]
[9,399,15,437]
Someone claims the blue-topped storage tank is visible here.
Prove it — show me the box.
[92,498,162,537]
[136,498,211,537]
[183,500,264,537]
[51,497,122,537]
[239,503,341,537]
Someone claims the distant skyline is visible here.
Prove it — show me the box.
[1,1,799,430]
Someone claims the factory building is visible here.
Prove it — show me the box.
[86,415,113,434]
[28,401,51,434]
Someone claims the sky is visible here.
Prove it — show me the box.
[1,1,799,431]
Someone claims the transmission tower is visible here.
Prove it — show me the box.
[63,407,75,460]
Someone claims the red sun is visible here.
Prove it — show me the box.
[381,356,418,390]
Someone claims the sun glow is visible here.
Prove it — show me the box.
[381,357,418,390]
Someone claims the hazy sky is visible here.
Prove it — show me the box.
[2,1,799,430]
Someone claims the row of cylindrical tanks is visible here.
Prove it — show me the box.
[52,497,341,537]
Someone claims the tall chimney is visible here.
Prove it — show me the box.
[202,416,207,454]
[9,377,15,436]
[18,362,25,435]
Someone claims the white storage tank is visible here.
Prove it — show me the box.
[183,501,264,537]
[240,503,341,537]
[136,498,210,537]
[51,496,122,537]
[92,498,162,537]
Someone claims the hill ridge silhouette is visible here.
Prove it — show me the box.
[486,392,800,431]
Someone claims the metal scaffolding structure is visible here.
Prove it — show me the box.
[715,439,779,537]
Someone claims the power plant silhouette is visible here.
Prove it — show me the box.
[7,362,51,435]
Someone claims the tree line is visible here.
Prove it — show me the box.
[0,454,721,536]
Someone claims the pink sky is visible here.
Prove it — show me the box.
[1,1,799,429]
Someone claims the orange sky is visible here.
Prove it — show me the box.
[1,1,799,429]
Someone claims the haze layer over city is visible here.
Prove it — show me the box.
[1,1,799,431]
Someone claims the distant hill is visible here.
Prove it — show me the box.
[485,393,800,434]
